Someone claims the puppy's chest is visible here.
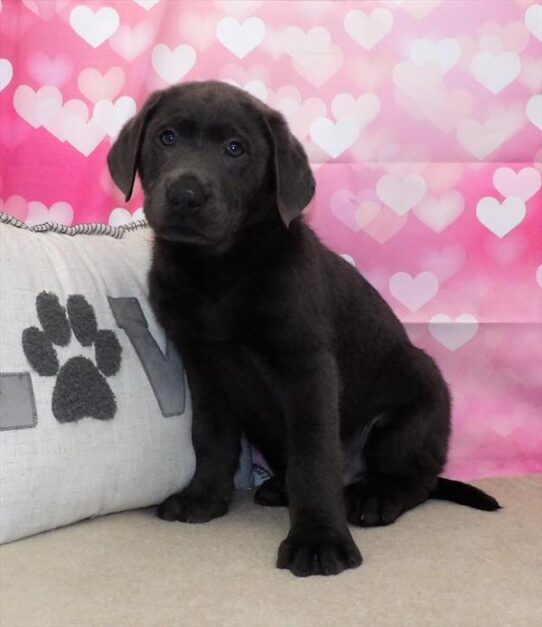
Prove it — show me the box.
[172,283,257,344]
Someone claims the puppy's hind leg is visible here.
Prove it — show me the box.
[345,345,451,527]
[254,476,289,507]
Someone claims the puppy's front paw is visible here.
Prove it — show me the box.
[276,529,362,577]
[157,491,229,523]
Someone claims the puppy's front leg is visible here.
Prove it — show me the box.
[276,350,362,576]
[157,360,241,524]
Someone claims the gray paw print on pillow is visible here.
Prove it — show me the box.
[22,292,122,423]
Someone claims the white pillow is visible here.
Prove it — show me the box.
[0,215,253,544]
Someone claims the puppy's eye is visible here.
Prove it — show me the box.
[160,130,176,146]
[225,140,245,157]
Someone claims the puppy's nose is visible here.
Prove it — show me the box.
[166,177,205,210]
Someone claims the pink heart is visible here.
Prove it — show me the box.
[219,64,269,88]
[389,271,439,312]
[490,411,525,439]
[100,168,142,202]
[493,167,542,201]
[22,0,68,20]
[178,11,217,51]
[478,20,530,54]
[363,266,389,292]
[485,235,526,266]
[295,0,334,20]
[268,85,301,114]
[330,189,380,232]
[291,47,343,87]
[395,84,471,134]
[424,163,464,193]
[347,54,393,92]
[423,88,473,134]
[289,97,327,138]
[393,61,442,103]
[363,207,408,243]
[0,117,30,149]
[214,0,263,20]
[0,195,28,222]
[419,245,466,282]
[395,0,441,19]
[520,56,542,92]
[109,22,155,62]
[26,53,72,87]
[78,67,125,104]
[413,191,465,233]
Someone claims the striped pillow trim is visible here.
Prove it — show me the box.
[0,212,149,239]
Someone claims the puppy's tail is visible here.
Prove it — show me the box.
[430,477,501,511]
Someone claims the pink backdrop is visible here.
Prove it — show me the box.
[1,0,541,480]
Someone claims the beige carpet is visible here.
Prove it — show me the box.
[1,475,541,627]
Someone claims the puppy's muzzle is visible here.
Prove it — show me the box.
[166,174,208,212]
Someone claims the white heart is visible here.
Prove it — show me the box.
[456,117,507,159]
[476,196,526,238]
[526,94,542,130]
[109,207,145,226]
[493,166,542,201]
[389,271,439,312]
[410,38,461,72]
[309,116,360,158]
[331,93,380,129]
[36,96,63,126]
[413,191,464,233]
[133,0,159,10]
[282,26,331,56]
[223,79,267,102]
[289,46,343,88]
[13,85,62,129]
[0,58,13,92]
[26,201,73,226]
[470,51,521,94]
[274,95,300,117]
[37,97,89,142]
[429,314,479,351]
[69,5,119,48]
[37,98,66,140]
[93,96,136,138]
[344,8,393,50]
[216,17,266,59]
[376,174,426,215]
[525,4,542,42]
[63,117,106,156]
[151,43,196,84]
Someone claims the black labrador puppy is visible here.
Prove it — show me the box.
[108,81,499,577]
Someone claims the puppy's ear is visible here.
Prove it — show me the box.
[266,112,315,228]
[107,91,163,201]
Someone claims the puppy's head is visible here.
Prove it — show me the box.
[107,81,315,250]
